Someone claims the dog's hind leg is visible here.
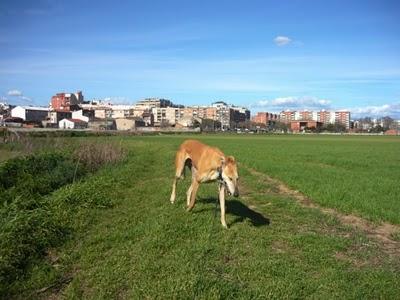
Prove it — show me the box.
[186,166,197,206]
[170,150,186,204]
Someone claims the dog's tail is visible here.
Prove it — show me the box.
[175,148,189,179]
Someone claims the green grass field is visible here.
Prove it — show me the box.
[1,134,399,298]
[184,134,400,224]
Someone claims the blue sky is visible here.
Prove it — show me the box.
[1,0,400,117]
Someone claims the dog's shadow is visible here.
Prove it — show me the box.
[197,197,270,227]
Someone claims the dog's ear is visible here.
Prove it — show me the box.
[226,156,236,164]
[220,156,226,165]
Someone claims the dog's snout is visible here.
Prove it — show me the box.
[233,186,239,197]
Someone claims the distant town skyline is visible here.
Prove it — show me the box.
[1,0,399,118]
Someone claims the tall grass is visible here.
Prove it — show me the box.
[0,139,126,295]
[73,140,126,172]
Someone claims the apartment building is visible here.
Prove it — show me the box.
[50,91,83,111]
[295,110,316,121]
[134,98,177,110]
[280,110,351,129]
[80,102,134,119]
[151,107,183,126]
[335,111,350,129]
[135,98,184,126]
[81,102,112,119]
[280,111,296,123]
[211,101,250,129]
[110,105,134,119]
[231,106,251,123]
[317,110,335,125]
[252,112,279,126]
[182,106,218,120]
[212,101,231,129]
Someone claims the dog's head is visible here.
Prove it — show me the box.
[221,156,239,197]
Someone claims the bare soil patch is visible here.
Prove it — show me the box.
[243,166,400,256]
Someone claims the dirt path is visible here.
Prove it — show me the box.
[242,165,400,256]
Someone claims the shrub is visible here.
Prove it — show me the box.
[0,152,86,206]
[73,141,126,172]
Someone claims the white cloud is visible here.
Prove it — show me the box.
[274,36,292,46]
[7,89,23,96]
[21,96,32,102]
[4,90,33,105]
[255,96,332,111]
[257,100,269,106]
[348,102,400,118]
[103,96,133,105]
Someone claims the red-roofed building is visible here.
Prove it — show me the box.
[59,118,88,129]
[251,112,279,126]
[291,120,323,132]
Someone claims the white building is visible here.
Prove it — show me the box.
[48,111,72,124]
[59,118,88,129]
[212,101,231,129]
[151,107,183,126]
[81,103,134,119]
[134,98,175,109]
[72,110,90,122]
[0,102,9,110]
[11,106,49,122]
[111,105,134,119]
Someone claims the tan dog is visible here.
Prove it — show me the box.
[170,139,239,228]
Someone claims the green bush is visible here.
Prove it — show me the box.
[0,152,86,206]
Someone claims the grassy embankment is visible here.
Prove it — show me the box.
[0,137,125,297]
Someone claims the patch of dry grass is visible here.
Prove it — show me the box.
[73,141,126,172]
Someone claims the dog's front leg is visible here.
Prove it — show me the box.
[186,184,193,207]
[170,177,177,204]
[219,183,228,228]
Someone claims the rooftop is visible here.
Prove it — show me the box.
[16,106,49,111]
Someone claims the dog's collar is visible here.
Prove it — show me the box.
[217,166,223,181]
